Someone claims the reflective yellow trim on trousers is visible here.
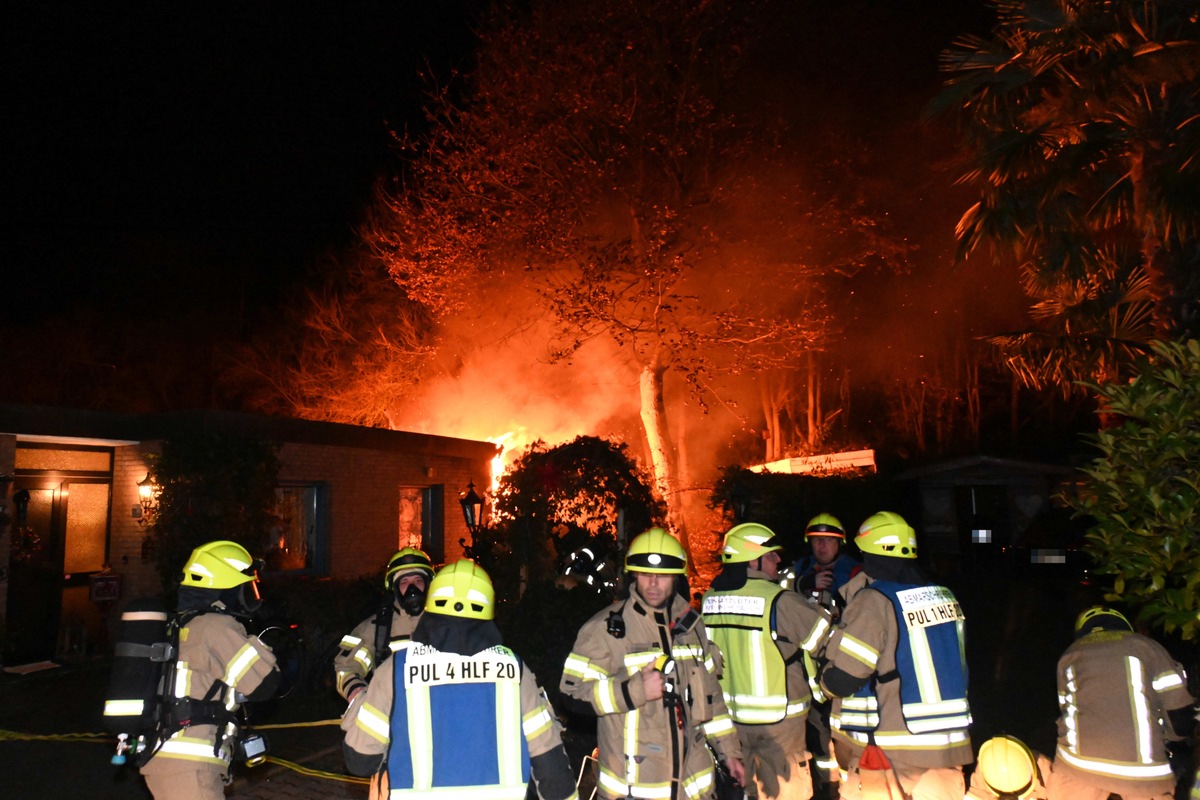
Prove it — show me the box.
[598,761,715,800]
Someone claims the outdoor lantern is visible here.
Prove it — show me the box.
[459,480,485,537]
[138,474,161,514]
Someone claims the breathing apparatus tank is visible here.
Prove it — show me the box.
[103,597,175,764]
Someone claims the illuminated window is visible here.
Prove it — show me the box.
[268,483,328,573]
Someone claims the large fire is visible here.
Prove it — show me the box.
[487,432,515,492]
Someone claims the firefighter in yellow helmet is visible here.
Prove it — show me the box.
[343,560,578,800]
[792,515,863,798]
[967,736,1051,799]
[139,541,279,800]
[702,523,832,799]
[793,514,863,620]
[562,527,746,799]
[818,512,973,800]
[334,547,434,704]
[1046,606,1194,800]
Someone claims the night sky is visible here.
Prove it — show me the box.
[5,1,996,401]
[9,2,481,324]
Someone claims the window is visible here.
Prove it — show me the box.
[268,483,328,573]
[399,485,444,562]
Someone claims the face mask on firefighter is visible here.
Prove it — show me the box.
[399,581,427,616]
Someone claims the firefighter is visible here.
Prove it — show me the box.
[793,514,862,619]
[334,547,434,704]
[702,523,832,800]
[818,512,973,800]
[561,527,745,800]
[139,540,279,800]
[966,735,1050,800]
[793,513,863,796]
[343,559,577,800]
[1046,606,1194,800]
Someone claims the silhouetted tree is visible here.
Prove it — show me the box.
[148,433,281,595]
[364,0,907,563]
[229,253,434,427]
[940,0,1200,389]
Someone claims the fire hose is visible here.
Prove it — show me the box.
[0,720,371,785]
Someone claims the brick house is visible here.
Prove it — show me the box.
[0,404,497,667]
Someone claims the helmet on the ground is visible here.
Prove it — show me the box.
[425,560,494,620]
[1074,606,1132,638]
[384,547,435,590]
[855,512,917,559]
[977,736,1038,799]
[625,528,687,575]
[721,523,782,564]
[805,513,846,540]
[180,540,259,589]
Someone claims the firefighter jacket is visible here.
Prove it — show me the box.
[139,611,278,774]
[335,605,422,700]
[820,581,973,771]
[561,587,743,800]
[1053,628,1192,797]
[344,643,576,800]
[701,569,831,724]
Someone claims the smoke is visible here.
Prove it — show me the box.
[391,307,643,469]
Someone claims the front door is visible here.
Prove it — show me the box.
[6,478,112,665]
[7,483,64,664]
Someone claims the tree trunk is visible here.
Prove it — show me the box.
[806,352,819,448]
[638,361,694,571]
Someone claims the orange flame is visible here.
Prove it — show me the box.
[487,432,516,493]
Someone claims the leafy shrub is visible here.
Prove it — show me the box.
[1069,339,1200,640]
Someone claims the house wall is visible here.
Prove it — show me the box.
[0,434,15,626]
[277,442,488,579]
[106,443,162,604]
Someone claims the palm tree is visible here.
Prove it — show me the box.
[938,0,1200,388]
[987,249,1154,394]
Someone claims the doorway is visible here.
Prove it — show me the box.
[6,444,112,666]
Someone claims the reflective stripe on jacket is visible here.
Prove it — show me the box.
[386,643,530,799]
[832,581,970,736]
[560,589,741,800]
[140,612,277,771]
[702,581,789,723]
[1054,629,1192,794]
[335,608,421,700]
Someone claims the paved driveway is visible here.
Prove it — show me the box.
[0,661,366,800]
